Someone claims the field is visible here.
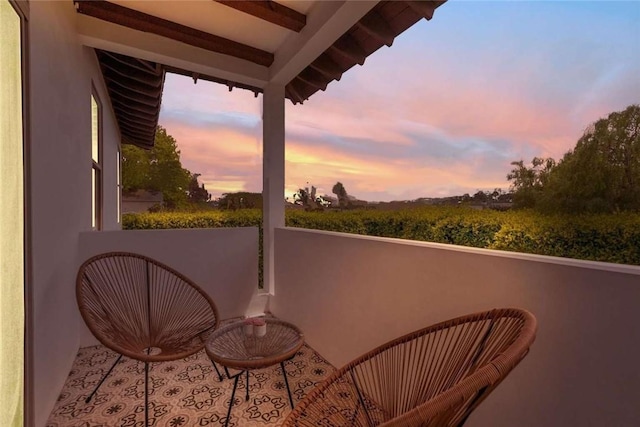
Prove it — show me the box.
[123,206,640,266]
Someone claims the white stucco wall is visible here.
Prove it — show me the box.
[29,2,120,425]
[78,228,259,346]
[271,227,640,427]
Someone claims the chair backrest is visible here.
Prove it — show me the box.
[77,252,219,362]
[283,308,536,427]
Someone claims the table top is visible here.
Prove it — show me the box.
[205,318,304,370]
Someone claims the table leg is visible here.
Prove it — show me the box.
[280,361,295,409]
[225,373,240,427]
[211,360,224,381]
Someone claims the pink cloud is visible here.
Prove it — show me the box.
[161,120,262,197]
[157,2,638,203]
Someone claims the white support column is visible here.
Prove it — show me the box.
[262,83,285,294]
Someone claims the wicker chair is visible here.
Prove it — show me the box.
[76,252,222,426]
[282,308,536,427]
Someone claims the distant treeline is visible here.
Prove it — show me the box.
[123,206,640,266]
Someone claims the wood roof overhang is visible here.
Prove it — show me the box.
[76,0,447,147]
[95,49,164,149]
[286,1,447,104]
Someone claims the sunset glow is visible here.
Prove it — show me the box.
[159,1,640,202]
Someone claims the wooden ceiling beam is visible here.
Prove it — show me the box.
[214,0,306,32]
[405,0,440,21]
[100,60,163,87]
[119,125,155,140]
[329,34,367,66]
[356,11,395,47]
[117,115,158,132]
[101,65,162,91]
[309,54,343,81]
[113,107,158,125]
[117,117,156,132]
[75,0,274,67]
[290,78,316,102]
[284,86,296,103]
[111,98,158,118]
[98,50,160,76]
[296,68,328,91]
[118,121,156,137]
[133,57,161,74]
[106,85,160,108]
[103,74,163,99]
[285,82,305,105]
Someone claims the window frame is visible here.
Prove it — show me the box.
[91,85,103,230]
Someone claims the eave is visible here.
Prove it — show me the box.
[76,0,448,146]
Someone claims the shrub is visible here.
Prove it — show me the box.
[122,207,640,266]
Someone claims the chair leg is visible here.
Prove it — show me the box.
[280,361,295,409]
[350,371,373,427]
[85,354,123,403]
[144,361,149,427]
[456,385,490,427]
[245,370,250,401]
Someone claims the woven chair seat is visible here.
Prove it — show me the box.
[282,308,537,427]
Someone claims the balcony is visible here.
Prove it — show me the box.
[43,226,640,426]
[7,2,640,426]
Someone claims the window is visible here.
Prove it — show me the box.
[91,91,102,229]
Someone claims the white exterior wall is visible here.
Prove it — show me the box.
[29,1,119,426]
[78,228,259,346]
[29,2,120,425]
[271,227,640,427]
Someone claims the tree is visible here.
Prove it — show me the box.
[472,190,489,203]
[538,104,640,213]
[217,192,262,210]
[187,173,211,204]
[122,126,191,209]
[293,185,322,211]
[332,182,350,209]
[507,157,556,208]
[121,142,151,192]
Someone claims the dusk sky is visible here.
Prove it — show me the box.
[159,1,640,202]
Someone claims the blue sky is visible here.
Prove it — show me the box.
[159,1,640,202]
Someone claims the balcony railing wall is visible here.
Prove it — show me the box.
[271,227,640,426]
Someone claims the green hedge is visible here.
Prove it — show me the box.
[123,210,262,229]
[123,207,640,266]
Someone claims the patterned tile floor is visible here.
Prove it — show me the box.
[46,340,334,427]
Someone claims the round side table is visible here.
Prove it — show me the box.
[205,318,304,427]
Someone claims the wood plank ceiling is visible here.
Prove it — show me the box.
[75,0,447,147]
[95,49,164,149]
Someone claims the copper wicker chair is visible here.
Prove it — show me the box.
[76,252,222,426]
[282,308,536,427]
